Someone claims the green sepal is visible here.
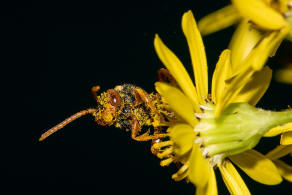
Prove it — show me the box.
[197,103,292,157]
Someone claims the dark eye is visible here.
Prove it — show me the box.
[107,89,121,107]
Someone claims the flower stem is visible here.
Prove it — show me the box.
[257,108,292,135]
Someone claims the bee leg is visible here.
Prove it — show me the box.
[152,134,168,139]
[157,68,178,86]
[151,127,167,139]
[133,129,167,142]
[91,85,100,101]
[130,114,149,141]
[150,127,169,154]
[133,88,168,132]
[131,119,167,142]
[133,88,159,116]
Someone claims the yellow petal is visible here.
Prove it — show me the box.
[229,149,282,185]
[281,131,292,145]
[206,169,218,195]
[198,5,241,35]
[275,67,292,84]
[154,34,200,111]
[218,159,251,195]
[264,122,292,137]
[266,145,292,160]
[287,17,292,42]
[279,0,290,13]
[195,186,205,195]
[232,66,272,106]
[274,159,292,182]
[215,65,254,117]
[188,143,211,187]
[216,26,288,116]
[168,124,196,156]
[231,0,287,30]
[211,49,231,104]
[196,169,218,195]
[249,27,290,71]
[155,82,198,126]
[182,10,208,103]
[229,19,262,70]
[263,0,272,4]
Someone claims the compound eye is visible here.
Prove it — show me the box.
[107,89,121,108]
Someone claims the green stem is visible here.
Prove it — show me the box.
[259,109,292,135]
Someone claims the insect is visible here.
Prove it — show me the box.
[39,68,177,142]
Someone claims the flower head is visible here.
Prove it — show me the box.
[198,0,291,72]
[152,10,288,194]
[198,0,291,35]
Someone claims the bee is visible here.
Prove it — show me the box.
[39,68,177,142]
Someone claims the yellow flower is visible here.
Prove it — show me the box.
[198,0,291,35]
[198,0,291,72]
[152,10,285,194]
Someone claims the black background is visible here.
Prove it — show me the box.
[3,0,292,194]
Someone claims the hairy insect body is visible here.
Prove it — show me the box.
[115,84,154,129]
[92,84,174,141]
[39,69,177,142]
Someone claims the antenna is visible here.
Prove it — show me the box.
[39,108,97,141]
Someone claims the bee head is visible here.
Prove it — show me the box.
[94,89,121,126]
